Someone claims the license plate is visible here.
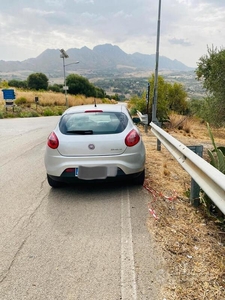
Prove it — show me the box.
[78,166,107,180]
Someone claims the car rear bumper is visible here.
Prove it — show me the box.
[44,151,145,177]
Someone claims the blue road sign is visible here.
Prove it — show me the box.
[2,89,16,100]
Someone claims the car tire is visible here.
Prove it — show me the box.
[132,169,145,185]
[47,174,63,188]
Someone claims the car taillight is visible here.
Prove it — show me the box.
[125,129,140,147]
[47,132,59,149]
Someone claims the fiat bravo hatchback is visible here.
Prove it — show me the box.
[44,104,146,187]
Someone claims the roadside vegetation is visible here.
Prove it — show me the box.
[141,115,225,299]
[128,74,188,122]
[0,90,113,118]
[0,75,116,119]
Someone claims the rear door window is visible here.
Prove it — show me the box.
[59,112,128,135]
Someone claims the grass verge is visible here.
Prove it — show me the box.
[141,121,225,299]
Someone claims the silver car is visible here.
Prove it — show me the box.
[44,104,146,187]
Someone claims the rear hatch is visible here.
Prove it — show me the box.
[57,134,127,156]
[57,111,129,157]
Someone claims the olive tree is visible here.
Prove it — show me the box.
[195,46,225,126]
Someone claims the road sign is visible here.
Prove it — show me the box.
[2,89,16,100]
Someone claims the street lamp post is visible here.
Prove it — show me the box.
[60,49,79,107]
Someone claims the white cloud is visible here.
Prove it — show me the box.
[0,0,224,67]
[22,8,55,16]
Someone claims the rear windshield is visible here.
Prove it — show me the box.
[59,112,129,135]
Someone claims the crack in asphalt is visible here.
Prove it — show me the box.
[0,180,48,284]
[9,178,48,232]
[0,235,29,284]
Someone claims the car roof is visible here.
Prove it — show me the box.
[63,104,127,115]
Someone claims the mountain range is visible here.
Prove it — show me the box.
[0,44,193,78]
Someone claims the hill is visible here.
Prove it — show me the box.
[0,44,193,80]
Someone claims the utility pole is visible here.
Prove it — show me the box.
[152,0,162,150]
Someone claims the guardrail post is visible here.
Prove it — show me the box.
[188,145,203,207]
[155,121,162,151]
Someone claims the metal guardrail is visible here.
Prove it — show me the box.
[137,110,148,125]
[150,122,225,215]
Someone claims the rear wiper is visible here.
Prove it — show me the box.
[66,130,93,135]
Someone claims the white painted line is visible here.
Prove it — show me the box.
[120,187,137,300]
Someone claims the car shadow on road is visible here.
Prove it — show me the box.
[45,180,144,226]
[45,181,144,237]
[47,180,142,201]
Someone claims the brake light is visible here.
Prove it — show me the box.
[125,129,140,147]
[85,110,103,113]
[47,132,59,149]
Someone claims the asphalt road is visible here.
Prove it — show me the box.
[0,116,165,300]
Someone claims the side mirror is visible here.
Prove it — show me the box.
[132,117,140,124]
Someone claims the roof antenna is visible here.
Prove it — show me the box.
[94,98,97,107]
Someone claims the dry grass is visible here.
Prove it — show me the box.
[141,117,225,299]
[0,90,117,117]
[13,90,112,106]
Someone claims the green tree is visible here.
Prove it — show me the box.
[95,87,106,98]
[27,73,48,90]
[48,83,62,93]
[195,46,225,126]
[149,75,171,121]
[66,74,96,97]
[8,79,28,89]
[128,74,188,121]
[129,93,147,115]
[167,82,188,114]
[188,98,204,115]
[196,46,225,97]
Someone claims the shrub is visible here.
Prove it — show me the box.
[19,111,39,118]
[43,108,54,116]
[48,84,61,93]
[57,110,63,115]
[15,97,27,105]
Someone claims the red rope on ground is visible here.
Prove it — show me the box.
[143,180,178,220]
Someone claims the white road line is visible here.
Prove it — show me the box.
[120,187,137,300]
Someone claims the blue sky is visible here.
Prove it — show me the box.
[0,0,225,67]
